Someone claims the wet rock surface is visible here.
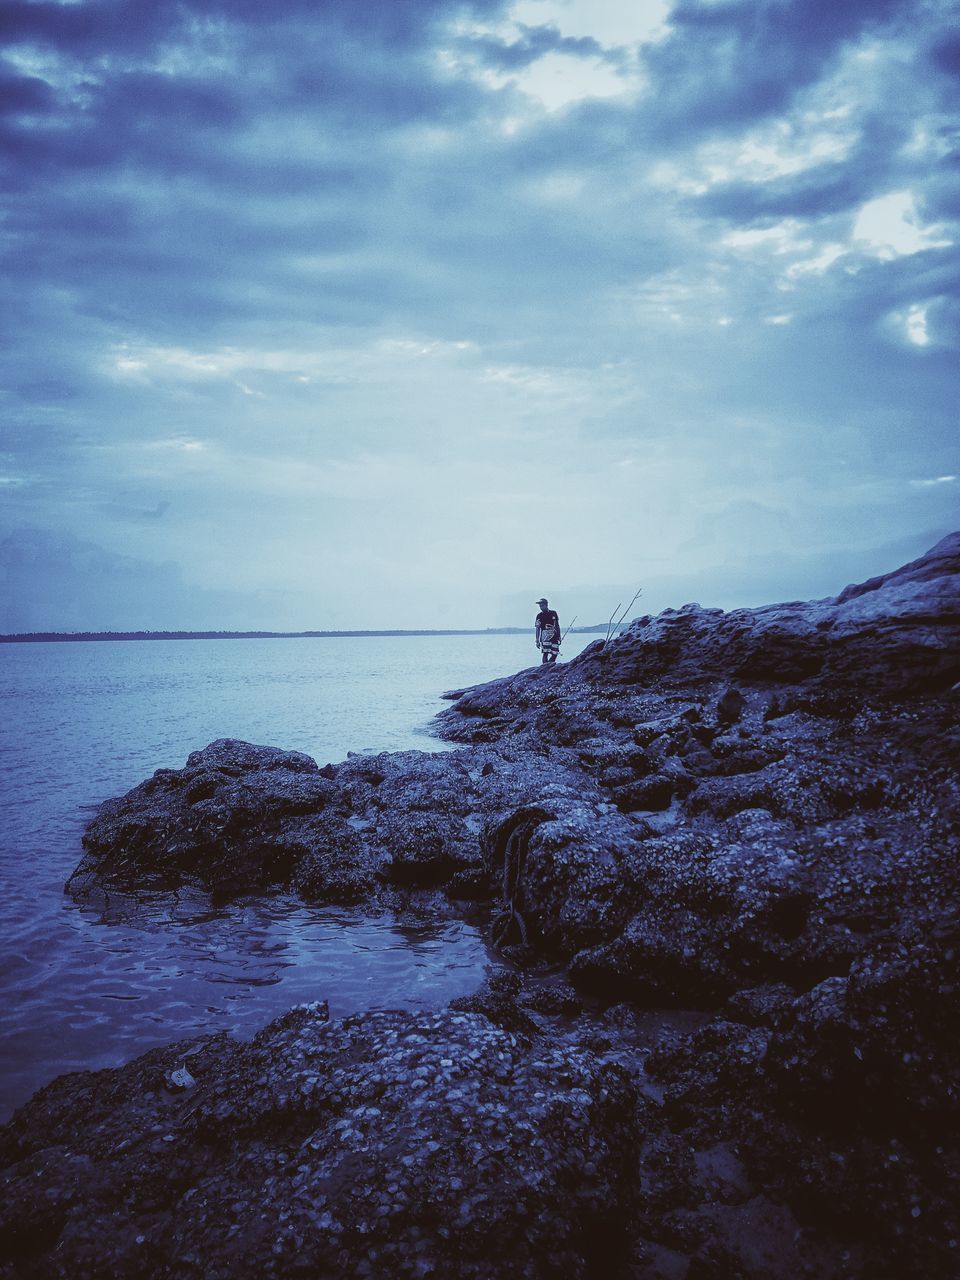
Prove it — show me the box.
[4,532,960,1277]
[69,737,589,907]
[0,999,857,1280]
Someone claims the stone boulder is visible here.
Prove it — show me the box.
[647,920,960,1277]
[0,1004,644,1280]
[69,738,372,901]
[0,1000,870,1280]
[69,738,602,906]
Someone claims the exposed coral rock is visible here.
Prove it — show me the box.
[0,1005,639,1279]
[11,531,958,1277]
[71,740,594,904]
[439,532,960,733]
[0,1003,861,1280]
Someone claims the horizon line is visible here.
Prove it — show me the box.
[0,626,616,643]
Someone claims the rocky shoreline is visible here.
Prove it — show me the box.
[2,534,958,1278]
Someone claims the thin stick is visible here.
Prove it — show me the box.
[612,588,643,634]
[560,615,578,645]
[603,588,643,646]
[603,603,622,647]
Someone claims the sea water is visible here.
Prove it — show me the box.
[0,633,595,1120]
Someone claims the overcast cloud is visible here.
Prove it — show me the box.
[1,0,958,630]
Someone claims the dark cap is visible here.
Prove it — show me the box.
[536,598,548,606]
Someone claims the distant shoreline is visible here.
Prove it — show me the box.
[0,627,612,644]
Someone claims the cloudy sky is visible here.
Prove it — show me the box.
[1,0,958,631]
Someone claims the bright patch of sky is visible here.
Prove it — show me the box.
[852,191,953,259]
[4,44,97,104]
[905,304,930,347]
[655,119,858,196]
[448,0,671,111]
[784,244,847,281]
[509,0,673,48]
[474,49,629,112]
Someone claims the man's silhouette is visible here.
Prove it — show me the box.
[535,598,560,664]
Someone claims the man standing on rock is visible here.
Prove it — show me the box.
[535,597,561,665]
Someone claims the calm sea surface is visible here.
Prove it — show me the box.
[0,633,595,1121]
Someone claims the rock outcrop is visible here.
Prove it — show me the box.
[3,532,959,1278]
[0,996,863,1280]
[69,739,589,904]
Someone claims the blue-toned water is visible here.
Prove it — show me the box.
[0,634,595,1120]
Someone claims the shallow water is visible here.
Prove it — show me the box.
[0,633,595,1120]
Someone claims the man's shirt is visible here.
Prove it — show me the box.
[535,609,560,641]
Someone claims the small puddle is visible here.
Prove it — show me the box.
[0,886,499,1123]
[3,881,714,1127]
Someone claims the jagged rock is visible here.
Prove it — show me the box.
[611,774,676,812]
[449,970,539,1034]
[437,532,960,743]
[523,981,583,1017]
[69,738,341,894]
[69,738,613,907]
[39,531,960,1277]
[0,1005,646,1280]
[723,984,797,1029]
[0,999,868,1280]
[646,930,960,1277]
[716,687,747,725]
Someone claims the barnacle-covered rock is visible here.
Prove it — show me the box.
[47,533,960,1277]
[0,1005,647,1280]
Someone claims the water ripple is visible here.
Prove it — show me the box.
[0,634,596,1121]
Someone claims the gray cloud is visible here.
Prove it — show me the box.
[0,0,957,629]
[637,0,911,135]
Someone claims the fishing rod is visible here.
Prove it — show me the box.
[560,615,578,645]
[603,601,622,647]
[603,588,643,645]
